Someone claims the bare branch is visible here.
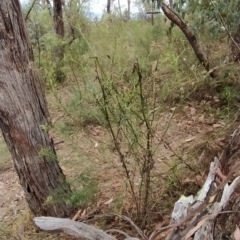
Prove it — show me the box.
[161,2,218,78]
[25,0,37,21]
[34,217,141,240]
[34,217,117,240]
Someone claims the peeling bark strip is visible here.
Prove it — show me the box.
[0,0,72,217]
[161,3,218,78]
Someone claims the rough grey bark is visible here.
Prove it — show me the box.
[0,0,73,217]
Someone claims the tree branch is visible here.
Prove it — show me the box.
[161,2,218,78]
[25,0,37,22]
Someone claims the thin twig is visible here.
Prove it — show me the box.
[25,0,37,21]
[94,58,138,209]
[106,229,130,238]
[92,213,148,240]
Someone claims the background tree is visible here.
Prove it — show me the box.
[173,0,240,39]
[0,0,73,217]
[53,0,65,82]
[127,0,131,19]
[107,0,111,13]
[53,0,64,38]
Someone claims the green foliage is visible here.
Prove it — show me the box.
[38,148,57,161]
[93,51,165,221]
[24,0,240,227]
[152,16,164,41]
[67,169,98,207]
[67,87,107,126]
[56,122,75,137]
[174,0,240,38]
[0,141,11,171]
[25,1,90,85]
[46,169,97,207]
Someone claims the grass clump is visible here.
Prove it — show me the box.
[45,169,97,208]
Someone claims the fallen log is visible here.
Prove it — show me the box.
[34,216,140,240]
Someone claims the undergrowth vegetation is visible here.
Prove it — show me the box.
[16,0,240,229]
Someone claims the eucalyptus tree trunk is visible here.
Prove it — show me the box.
[0,0,73,217]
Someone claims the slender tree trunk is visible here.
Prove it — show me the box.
[169,0,173,9]
[25,0,37,21]
[0,0,73,217]
[127,0,131,20]
[107,0,111,13]
[53,0,65,82]
[53,0,64,38]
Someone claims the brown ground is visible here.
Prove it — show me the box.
[0,96,229,239]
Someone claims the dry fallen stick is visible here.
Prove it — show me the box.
[34,216,140,240]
